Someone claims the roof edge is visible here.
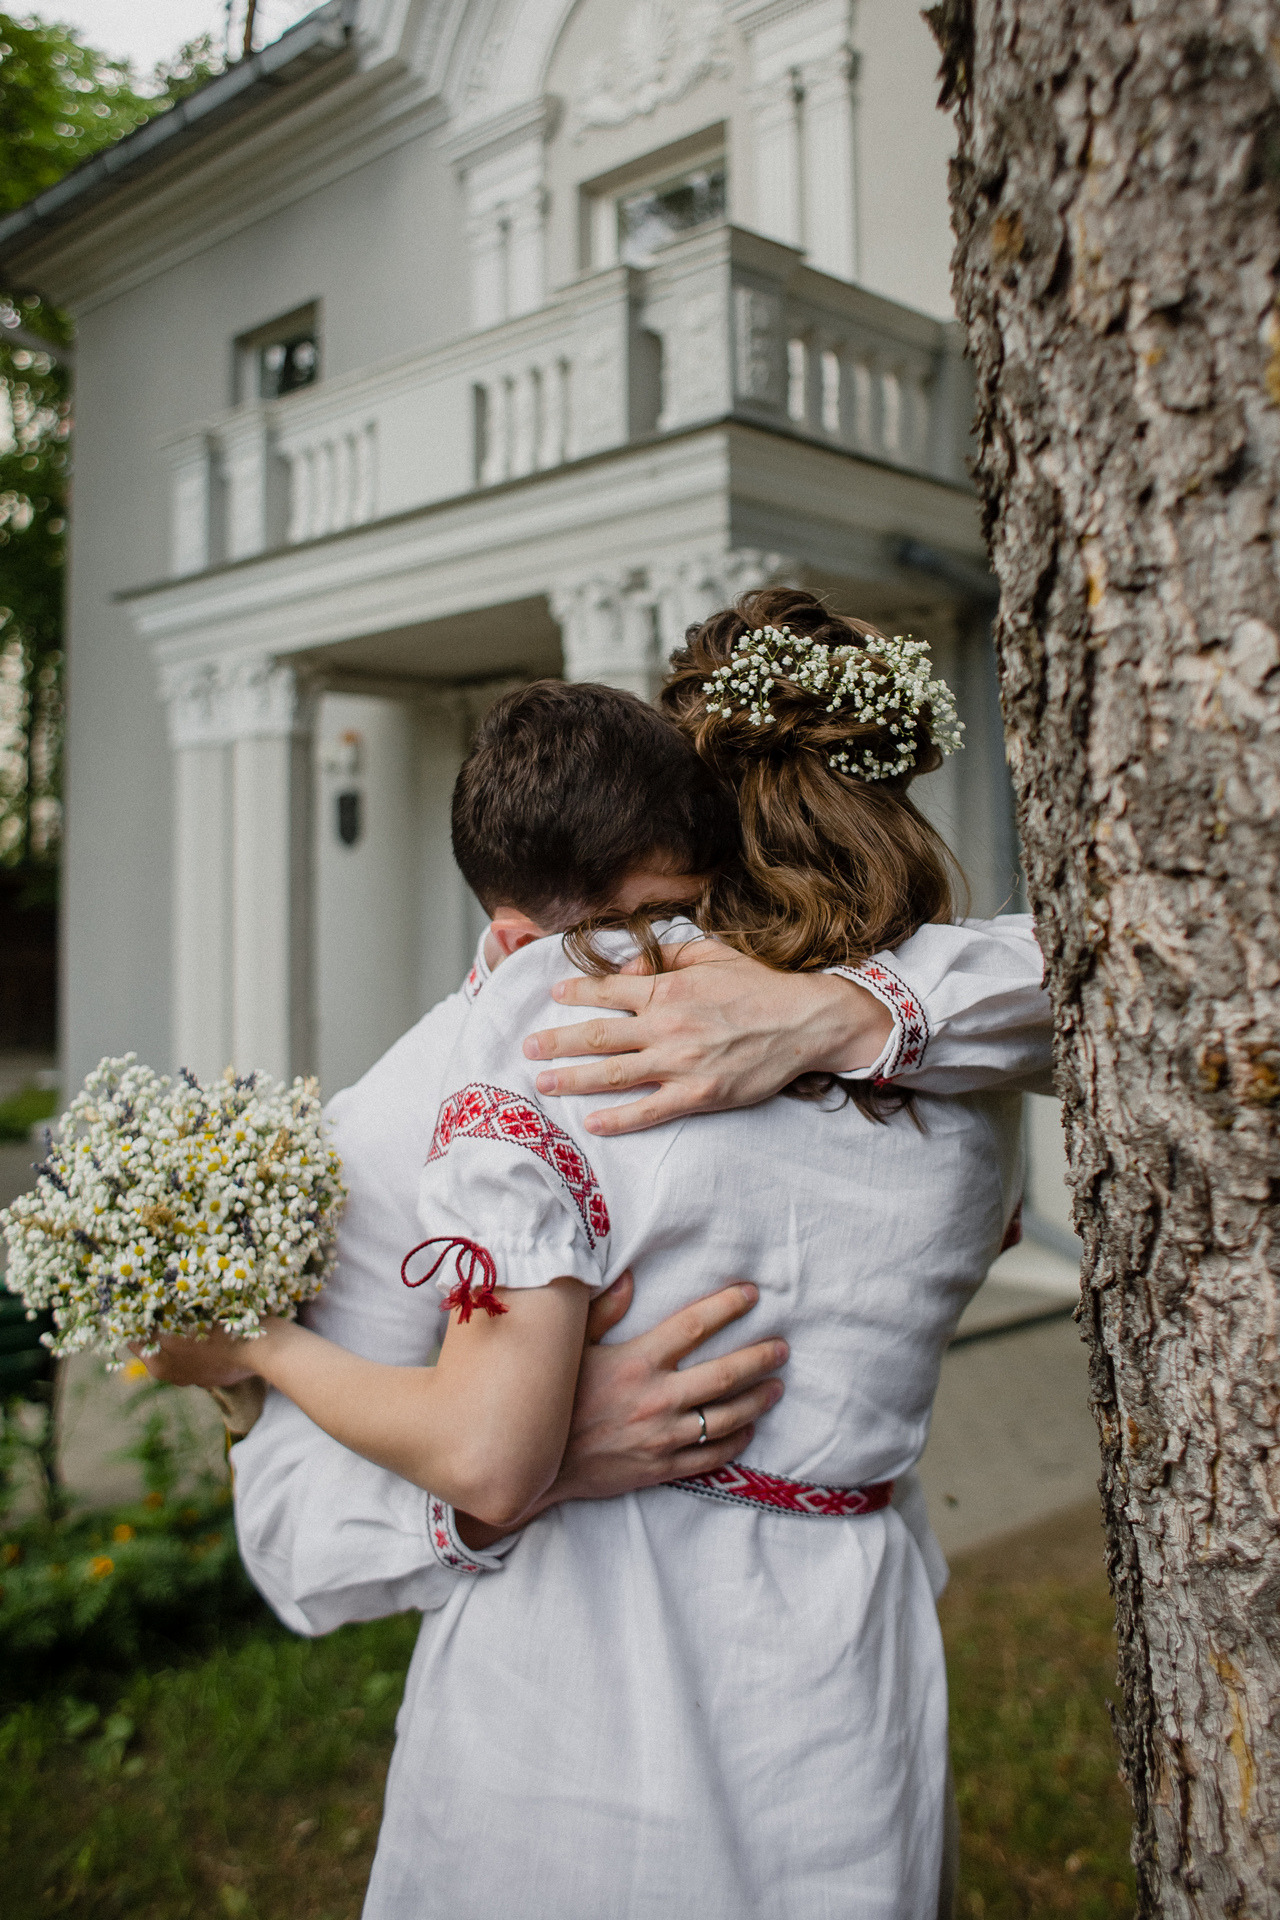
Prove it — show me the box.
[0,0,359,270]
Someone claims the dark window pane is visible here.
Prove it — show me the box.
[259,332,320,399]
[618,165,727,266]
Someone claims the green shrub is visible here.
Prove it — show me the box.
[0,1484,263,1694]
[0,1084,58,1142]
[0,1376,264,1695]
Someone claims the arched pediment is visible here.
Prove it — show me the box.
[420,0,733,128]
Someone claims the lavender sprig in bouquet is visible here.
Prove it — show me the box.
[0,1056,346,1363]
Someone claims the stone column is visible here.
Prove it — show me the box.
[164,428,218,577]
[160,656,316,1083]
[507,185,549,319]
[734,0,859,282]
[220,407,287,560]
[448,100,556,331]
[653,549,796,659]
[748,69,804,250]
[466,208,509,331]
[800,45,860,282]
[550,572,660,702]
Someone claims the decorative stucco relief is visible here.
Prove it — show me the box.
[569,0,730,141]
[160,656,315,751]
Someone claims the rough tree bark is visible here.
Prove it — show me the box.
[928,1,1280,1911]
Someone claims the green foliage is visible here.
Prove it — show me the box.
[0,1078,56,1138]
[0,17,225,868]
[0,1480,258,1686]
[0,290,67,864]
[151,35,224,108]
[0,1378,261,1691]
[0,1611,416,1917]
[941,1535,1136,1917]
[0,14,158,215]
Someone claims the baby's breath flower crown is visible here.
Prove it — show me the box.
[0,1056,346,1364]
[700,625,964,782]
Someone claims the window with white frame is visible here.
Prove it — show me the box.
[583,134,727,271]
[617,164,727,264]
[234,303,320,403]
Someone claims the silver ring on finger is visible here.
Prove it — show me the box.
[695,1406,709,1446]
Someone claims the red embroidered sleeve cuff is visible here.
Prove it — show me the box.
[823,958,930,1082]
[425,1494,509,1575]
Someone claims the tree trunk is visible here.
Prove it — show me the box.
[928,1,1280,1911]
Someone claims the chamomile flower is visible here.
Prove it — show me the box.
[0,1057,345,1365]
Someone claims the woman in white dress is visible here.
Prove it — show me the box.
[190,591,1035,1917]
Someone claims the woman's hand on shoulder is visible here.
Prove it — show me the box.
[521,938,892,1135]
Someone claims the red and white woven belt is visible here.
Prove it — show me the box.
[670,1462,894,1518]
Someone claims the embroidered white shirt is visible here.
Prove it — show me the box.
[231,915,1049,1636]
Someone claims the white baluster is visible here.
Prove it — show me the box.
[353,421,376,524]
[286,447,312,545]
[475,385,495,488]
[881,369,902,457]
[787,338,807,424]
[333,432,355,529]
[821,349,841,436]
[513,368,539,476]
[852,361,874,450]
[315,439,336,535]
[498,377,515,481]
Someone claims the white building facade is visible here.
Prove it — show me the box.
[0,0,1073,1244]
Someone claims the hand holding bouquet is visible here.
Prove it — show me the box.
[0,1056,346,1363]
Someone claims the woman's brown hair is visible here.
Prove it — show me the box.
[659,586,964,974]
[565,589,965,1118]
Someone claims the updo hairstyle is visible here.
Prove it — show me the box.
[660,587,963,973]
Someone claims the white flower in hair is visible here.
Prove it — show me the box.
[700,624,964,781]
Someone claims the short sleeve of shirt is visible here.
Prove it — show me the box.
[416,1082,610,1299]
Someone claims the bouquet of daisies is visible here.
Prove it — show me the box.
[0,1056,346,1362]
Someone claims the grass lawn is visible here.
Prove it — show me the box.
[941,1501,1136,1918]
[1,1501,1134,1918]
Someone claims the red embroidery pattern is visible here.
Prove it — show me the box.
[428,1083,611,1248]
[463,964,485,1002]
[402,1236,507,1322]
[426,1494,490,1574]
[830,959,929,1081]
[671,1462,894,1519]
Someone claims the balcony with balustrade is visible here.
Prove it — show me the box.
[162,224,974,582]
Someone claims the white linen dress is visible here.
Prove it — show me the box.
[354,922,1029,1920]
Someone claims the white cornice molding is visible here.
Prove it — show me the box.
[440,93,560,171]
[126,422,981,679]
[135,429,736,665]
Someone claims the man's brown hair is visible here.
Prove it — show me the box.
[451,679,738,925]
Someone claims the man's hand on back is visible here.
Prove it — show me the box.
[455,1273,787,1547]
[521,938,892,1136]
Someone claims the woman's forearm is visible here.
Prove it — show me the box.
[250,1279,591,1529]
[247,1318,473,1501]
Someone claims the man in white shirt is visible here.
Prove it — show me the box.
[153,920,1051,1623]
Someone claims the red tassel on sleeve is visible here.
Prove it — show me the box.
[401,1236,508,1322]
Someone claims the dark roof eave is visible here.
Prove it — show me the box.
[0,0,359,269]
